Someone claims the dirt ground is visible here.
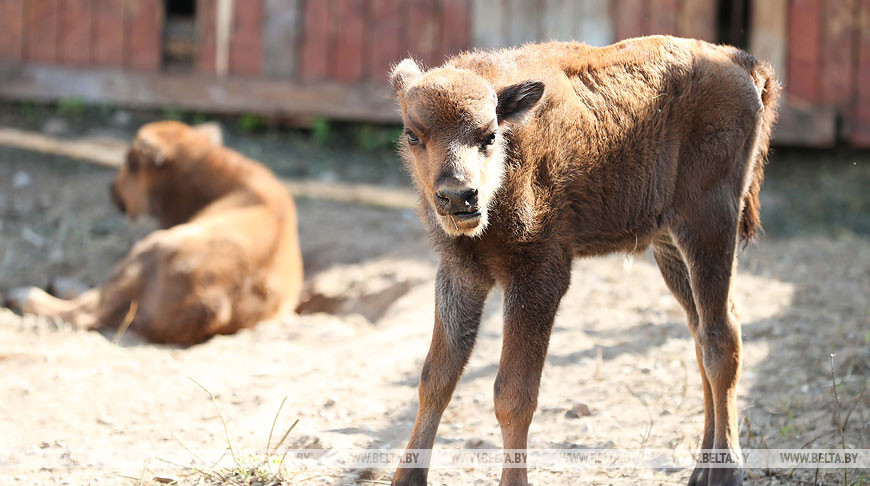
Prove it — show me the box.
[0,118,868,485]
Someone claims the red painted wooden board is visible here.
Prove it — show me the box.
[126,0,163,71]
[440,0,469,58]
[367,0,401,81]
[648,0,678,35]
[196,0,216,73]
[854,0,870,146]
[299,0,332,80]
[25,0,59,63]
[821,0,856,107]
[678,0,716,41]
[406,0,440,67]
[787,0,822,105]
[57,0,92,66]
[229,0,263,75]
[93,0,127,67]
[333,0,365,81]
[0,0,25,60]
[612,0,646,40]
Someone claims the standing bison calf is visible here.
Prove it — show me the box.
[389,36,779,486]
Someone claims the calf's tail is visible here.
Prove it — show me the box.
[739,59,781,243]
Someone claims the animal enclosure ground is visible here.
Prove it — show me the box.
[0,135,868,485]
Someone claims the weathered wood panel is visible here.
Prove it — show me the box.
[0,63,398,122]
[471,0,504,49]
[196,0,217,73]
[542,0,574,41]
[678,0,715,41]
[648,0,678,35]
[93,0,127,67]
[854,0,870,146]
[25,0,59,63]
[612,0,646,40]
[440,0,470,57]
[229,0,262,75]
[749,0,787,90]
[333,0,366,81]
[367,0,401,81]
[505,0,539,46]
[0,0,25,61]
[263,0,300,78]
[407,0,441,67]
[57,0,92,66]
[299,0,332,80]
[126,0,163,71]
[821,0,856,107]
[787,0,822,106]
[578,0,613,46]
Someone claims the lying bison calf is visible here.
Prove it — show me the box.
[389,36,779,486]
[8,121,303,345]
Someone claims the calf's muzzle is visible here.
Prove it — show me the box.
[434,181,479,216]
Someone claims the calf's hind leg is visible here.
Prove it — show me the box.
[653,233,714,486]
[672,198,745,486]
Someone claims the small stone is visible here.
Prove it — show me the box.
[565,402,592,419]
[153,475,180,484]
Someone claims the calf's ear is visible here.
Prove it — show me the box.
[131,132,174,167]
[390,58,423,96]
[496,81,545,124]
[193,122,223,146]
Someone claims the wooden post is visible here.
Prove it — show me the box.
[578,0,614,46]
[263,0,300,78]
[821,0,857,107]
[541,0,575,42]
[471,0,504,49]
[93,0,127,67]
[678,0,715,42]
[749,0,787,91]
[505,0,539,46]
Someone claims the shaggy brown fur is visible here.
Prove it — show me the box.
[7,121,304,345]
[389,36,779,486]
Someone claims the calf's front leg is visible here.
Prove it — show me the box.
[392,265,492,486]
[495,258,571,486]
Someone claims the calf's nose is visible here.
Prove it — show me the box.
[434,183,479,214]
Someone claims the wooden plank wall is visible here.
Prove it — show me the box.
[0,0,162,70]
[2,0,870,146]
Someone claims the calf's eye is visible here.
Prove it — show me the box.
[486,132,497,145]
[406,131,420,145]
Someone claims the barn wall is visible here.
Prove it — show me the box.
[0,0,868,147]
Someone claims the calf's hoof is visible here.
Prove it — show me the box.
[687,465,708,486]
[707,466,743,486]
[391,468,427,486]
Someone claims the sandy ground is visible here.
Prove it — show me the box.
[0,140,868,486]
